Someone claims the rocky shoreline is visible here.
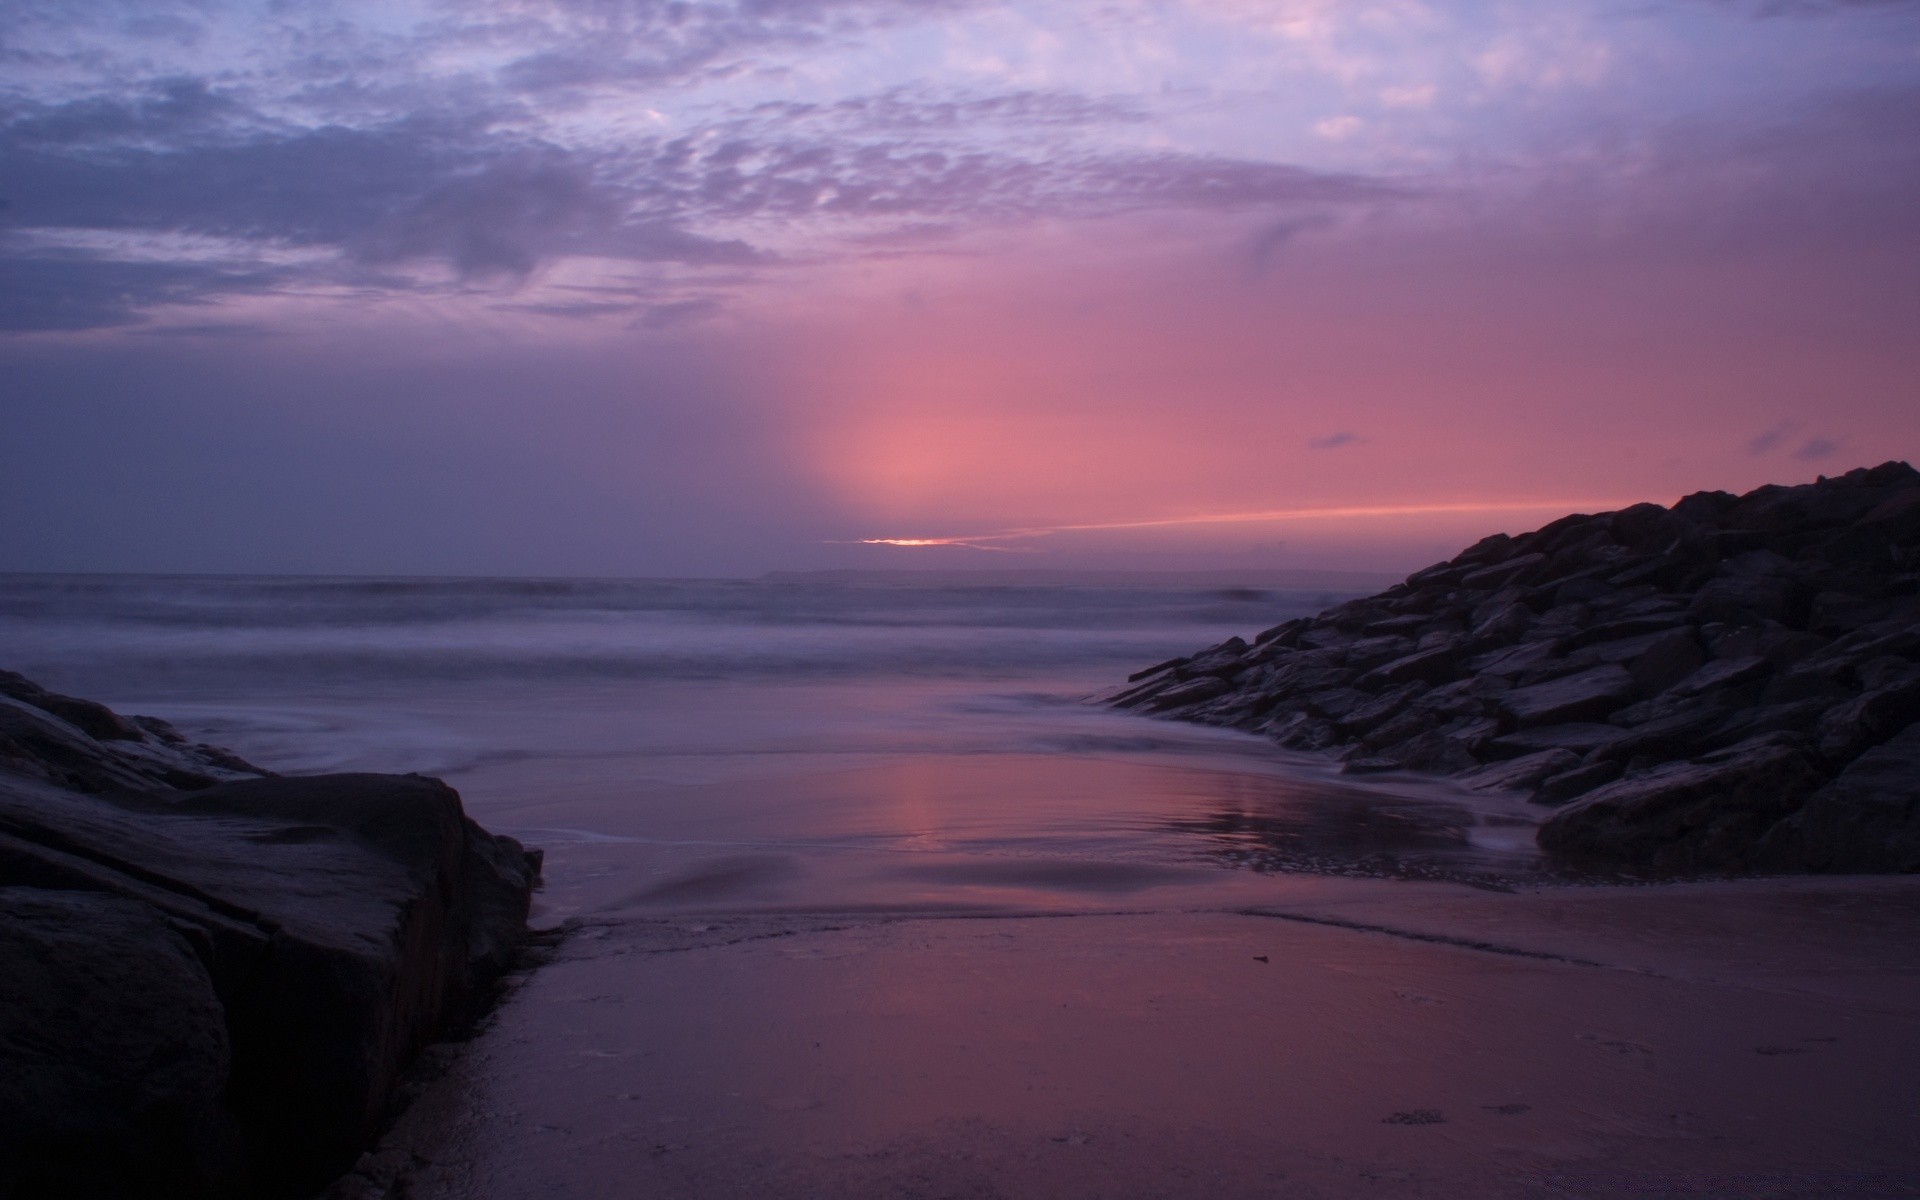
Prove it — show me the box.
[0,670,541,1199]
[1109,463,1920,875]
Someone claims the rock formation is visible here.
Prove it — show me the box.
[0,671,541,1199]
[1108,463,1920,875]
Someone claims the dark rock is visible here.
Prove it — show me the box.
[0,887,237,1199]
[1499,665,1636,727]
[0,675,541,1198]
[1360,646,1462,688]
[1110,464,1920,874]
[1141,675,1233,712]
[1689,551,1810,628]
[1705,700,1839,751]
[1757,722,1920,872]
[1261,712,1341,752]
[1460,552,1546,591]
[1462,749,1582,794]
[1816,678,1920,764]
[1452,533,1516,568]
[1626,630,1706,696]
[1561,614,1690,651]
[1126,656,1187,683]
[1761,668,1855,706]
[1485,723,1632,759]
[1470,639,1564,678]
[1669,654,1772,698]
[1363,727,1483,774]
[1533,760,1623,807]
[1538,735,1825,871]
[0,694,261,796]
[1333,684,1427,737]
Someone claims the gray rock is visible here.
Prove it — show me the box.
[1362,727,1483,774]
[1499,665,1636,727]
[1538,735,1824,871]
[1142,675,1233,712]
[1300,687,1375,724]
[1462,749,1582,794]
[1333,684,1426,737]
[1758,722,1920,871]
[1360,646,1462,688]
[1110,463,1920,873]
[1470,639,1564,678]
[1532,760,1623,807]
[1460,552,1546,590]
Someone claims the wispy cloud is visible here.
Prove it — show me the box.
[854,498,1640,550]
[1307,431,1364,450]
[1747,420,1799,455]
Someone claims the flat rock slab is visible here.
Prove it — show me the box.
[351,880,1920,1200]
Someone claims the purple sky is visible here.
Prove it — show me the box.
[2,0,1917,576]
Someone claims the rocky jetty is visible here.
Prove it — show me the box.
[0,671,541,1199]
[1109,463,1920,875]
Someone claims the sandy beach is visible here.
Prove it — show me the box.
[343,874,1920,1200]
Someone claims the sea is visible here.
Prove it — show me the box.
[0,572,1547,919]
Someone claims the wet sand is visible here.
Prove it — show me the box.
[342,875,1920,1200]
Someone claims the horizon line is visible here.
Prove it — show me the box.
[850,497,1645,550]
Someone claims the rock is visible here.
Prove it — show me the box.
[1537,735,1824,871]
[1484,723,1631,759]
[1460,552,1546,590]
[1499,665,1636,727]
[1360,646,1462,688]
[1757,722,1920,872]
[1815,677,1920,765]
[1669,654,1772,698]
[1141,676,1233,712]
[1461,749,1581,794]
[0,673,541,1198]
[1533,760,1623,807]
[1126,656,1188,683]
[0,692,260,795]
[1110,463,1920,873]
[1625,630,1706,696]
[0,888,237,1199]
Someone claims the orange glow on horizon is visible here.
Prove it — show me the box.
[851,497,1642,549]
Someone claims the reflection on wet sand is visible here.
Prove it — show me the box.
[1163,769,1547,886]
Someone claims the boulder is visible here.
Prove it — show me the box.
[1113,463,1920,874]
[1537,736,1824,871]
[1461,749,1582,794]
[0,674,541,1198]
[1499,665,1636,727]
[0,888,236,1199]
[1758,722,1920,872]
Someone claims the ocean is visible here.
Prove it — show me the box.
[0,572,1545,918]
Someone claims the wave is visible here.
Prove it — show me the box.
[0,573,1364,689]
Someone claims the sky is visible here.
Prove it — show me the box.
[1,0,1917,577]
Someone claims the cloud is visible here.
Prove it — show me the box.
[0,63,1396,330]
[1307,431,1365,450]
[1794,436,1841,460]
[1707,0,1920,16]
[1747,420,1799,455]
[0,255,286,331]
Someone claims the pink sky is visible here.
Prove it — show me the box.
[0,0,1916,575]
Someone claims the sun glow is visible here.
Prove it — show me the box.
[853,497,1640,549]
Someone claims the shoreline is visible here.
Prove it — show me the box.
[334,872,1920,1200]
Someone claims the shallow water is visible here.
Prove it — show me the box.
[0,572,1546,916]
